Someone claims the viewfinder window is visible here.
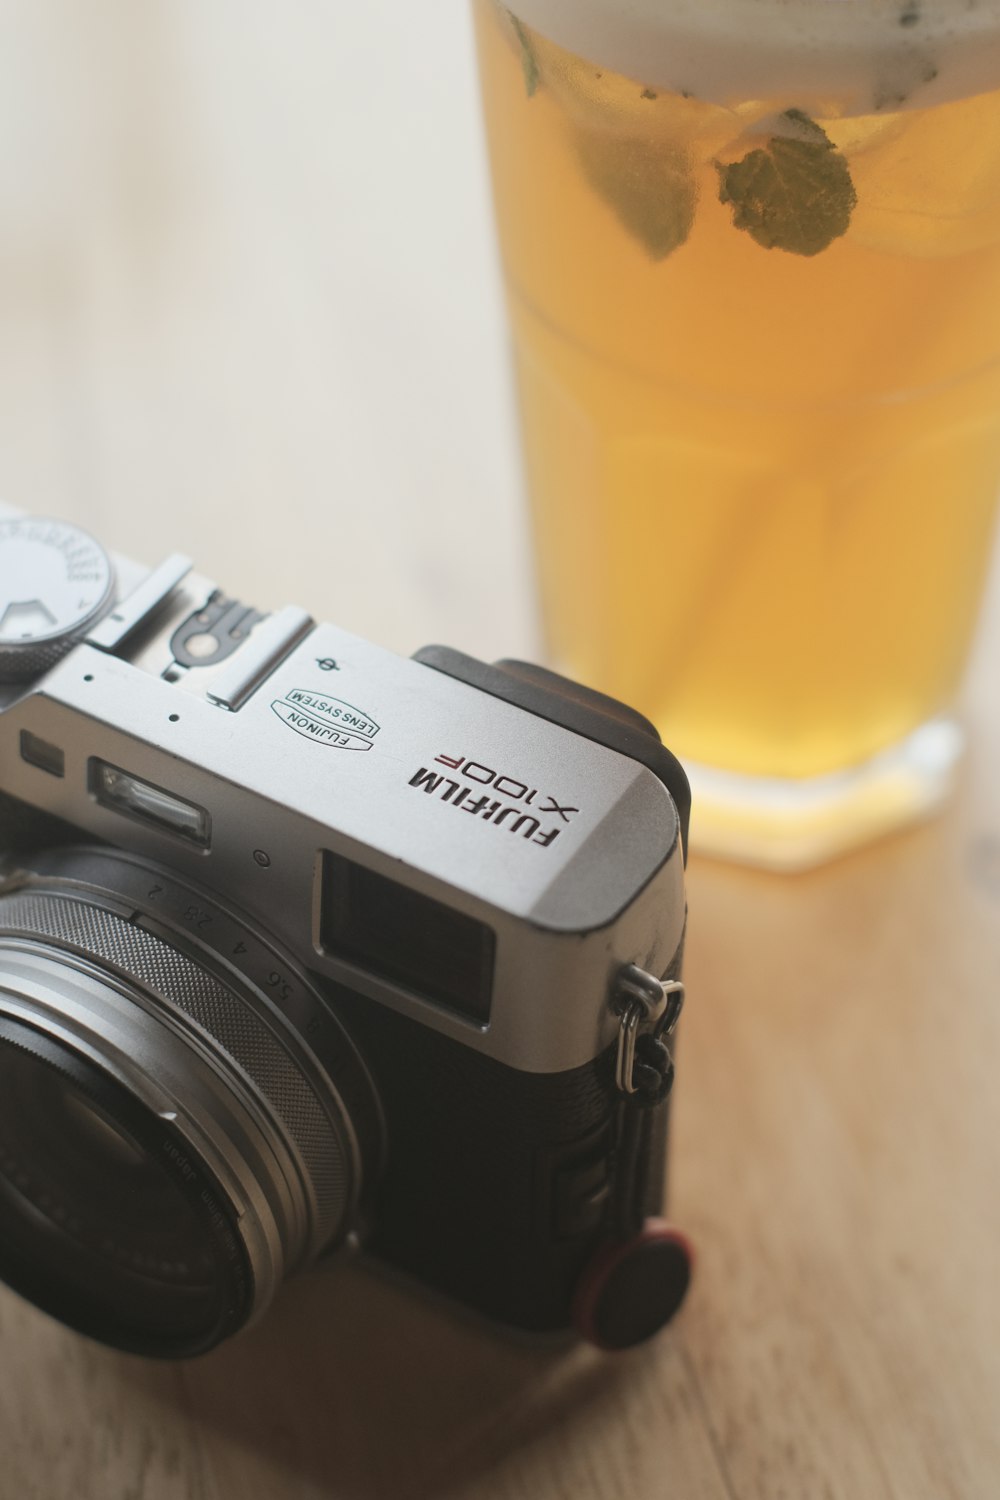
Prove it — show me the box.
[320,852,494,1024]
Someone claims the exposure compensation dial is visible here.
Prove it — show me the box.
[0,517,116,682]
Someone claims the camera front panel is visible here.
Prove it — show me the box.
[334,933,685,1333]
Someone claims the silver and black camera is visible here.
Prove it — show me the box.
[0,507,692,1357]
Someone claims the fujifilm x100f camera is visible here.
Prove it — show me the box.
[0,506,692,1357]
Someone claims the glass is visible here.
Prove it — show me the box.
[473,0,1000,867]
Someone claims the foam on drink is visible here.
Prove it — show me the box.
[510,0,1000,112]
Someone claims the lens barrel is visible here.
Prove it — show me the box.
[0,847,382,1357]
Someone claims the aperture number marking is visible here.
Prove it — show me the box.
[183,904,214,930]
[266,971,293,1004]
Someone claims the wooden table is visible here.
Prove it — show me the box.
[1,5,1000,1496]
[2,590,998,1500]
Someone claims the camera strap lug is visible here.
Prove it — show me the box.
[607,965,686,1244]
[612,964,684,1100]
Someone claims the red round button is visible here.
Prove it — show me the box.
[572,1220,694,1351]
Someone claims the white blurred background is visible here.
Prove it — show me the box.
[0,0,536,661]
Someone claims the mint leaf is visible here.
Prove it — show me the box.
[577,131,696,260]
[717,110,856,256]
[509,13,540,97]
[777,107,833,146]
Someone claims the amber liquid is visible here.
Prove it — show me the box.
[474,2,1000,789]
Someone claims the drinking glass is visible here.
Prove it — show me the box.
[473,0,1000,867]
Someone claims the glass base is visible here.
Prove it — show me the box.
[684,717,964,871]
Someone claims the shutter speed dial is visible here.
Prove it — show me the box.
[0,517,116,682]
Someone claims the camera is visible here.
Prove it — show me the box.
[0,506,692,1357]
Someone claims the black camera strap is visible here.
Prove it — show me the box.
[572,973,691,1349]
[611,967,684,1239]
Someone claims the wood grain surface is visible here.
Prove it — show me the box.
[1,5,1000,1497]
[2,626,999,1500]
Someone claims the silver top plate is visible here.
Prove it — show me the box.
[0,511,686,1070]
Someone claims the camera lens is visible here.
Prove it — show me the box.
[0,1018,245,1354]
[0,847,383,1357]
